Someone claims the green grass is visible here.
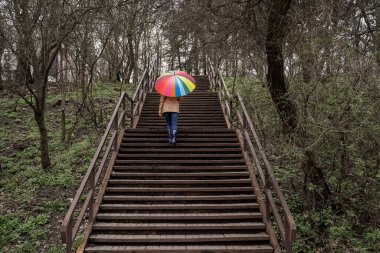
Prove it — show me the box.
[0,83,122,252]
[0,214,49,252]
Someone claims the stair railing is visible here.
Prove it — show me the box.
[206,57,296,253]
[206,60,233,128]
[61,59,158,253]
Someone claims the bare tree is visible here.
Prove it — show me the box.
[0,0,100,169]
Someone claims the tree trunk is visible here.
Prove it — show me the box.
[60,47,67,142]
[124,32,135,83]
[177,46,181,69]
[204,51,208,75]
[133,35,140,85]
[376,1,380,66]
[265,0,331,209]
[265,0,298,132]
[194,36,200,75]
[35,110,51,170]
[0,45,3,90]
[303,150,331,209]
[80,37,87,100]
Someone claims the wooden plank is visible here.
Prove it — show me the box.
[107,179,251,185]
[96,212,263,220]
[89,233,269,243]
[102,194,257,201]
[85,245,273,253]
[112,165,247,170]
[119,143,241,147]
[99,203,260,210]
[105,187,254,193]
[111,171,249,177]
[92,221,266,230]
[114,159,246,164]
[125,128,236,133]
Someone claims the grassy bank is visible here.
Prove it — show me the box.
[0,83,131,252]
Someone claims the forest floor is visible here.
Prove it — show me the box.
[0,83,131,253]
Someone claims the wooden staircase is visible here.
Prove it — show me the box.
[82,76,274,252]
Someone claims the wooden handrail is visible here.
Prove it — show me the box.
[206,57,296,252]
[61,59,158,253]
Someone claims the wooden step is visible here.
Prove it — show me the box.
[102,194,257,202]
[125,128,235,133]
[137,123,228,126]
[112,165,248,172]
[116,154,242,159]
[121,138,238,143]
[107,179,251,185]
[92,221,266,231]
[111,171,249,178]
[144,101,221,105]
[114,160,246,164]
[138,114,226,117]
[142,108,223,111]
[123,133,236,137]
[118,148,243,153]
[140,111,220,114]
[146,93,218,96]
[139,119,225,122]
[96,212,263,220]
[88,232,269,243]
[120,143,241,147]
[143,103,222,106]
[145,96,219,99]
[138,116,225,119]
[85,245,273,253]
[100,203,260,211]
[106,187,254,193]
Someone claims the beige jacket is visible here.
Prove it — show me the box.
[159,95,184,116]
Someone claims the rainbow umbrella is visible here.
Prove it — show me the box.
[154,71,196,97]
[164,70,196,83]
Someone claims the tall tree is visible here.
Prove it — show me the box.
[265,0,298,132]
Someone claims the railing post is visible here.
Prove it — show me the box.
[65,219,73,253]
[122,95,126,128]
[285,221,296,253]
[131,100,134,127]
[265,176,272,222]
[113,113,118,151]
[88,169,95,222]
[144,76,148,93]
[285,221,291,253]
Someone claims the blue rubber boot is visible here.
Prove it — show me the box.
[167,126,172,144]
[172,130,177,146]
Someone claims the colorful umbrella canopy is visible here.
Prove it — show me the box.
[162,70,196,83]
[155,71,196,97]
